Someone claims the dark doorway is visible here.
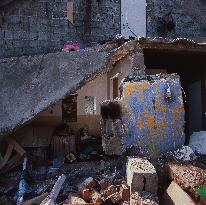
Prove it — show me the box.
[144,48,206,144]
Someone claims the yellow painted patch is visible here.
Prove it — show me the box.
[144,110,155,129]
[137,115,144,129]
[137,81,149,92]
[124,83,137,97]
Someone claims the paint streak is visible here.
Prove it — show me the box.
[137,115,144,129]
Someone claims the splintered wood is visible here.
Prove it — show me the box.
[0,137,26,174]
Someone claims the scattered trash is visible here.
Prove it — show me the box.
[15,157,32,205]
[63,42,80,52]
[66,153,76,163]
[196,185,206,201]
[49,155,65,174]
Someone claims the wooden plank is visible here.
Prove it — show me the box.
[22,192,48,205]
[0,154,22,174]
[162,181,196,205]
[6,138,26,156]
[0,143,14,170]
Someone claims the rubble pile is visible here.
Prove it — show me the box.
[0,140,205,205]
[130,192,159,205]
[64,176,130,205]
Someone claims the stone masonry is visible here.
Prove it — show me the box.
[146,0,206,40]
[0,0,120,59]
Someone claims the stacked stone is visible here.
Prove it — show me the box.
[0,0,121,59]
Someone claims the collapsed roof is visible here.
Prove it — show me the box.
[0,40,140,140]
[1,37,206,140]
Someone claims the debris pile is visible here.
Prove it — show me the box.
[63,175,130,205]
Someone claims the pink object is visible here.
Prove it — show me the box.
[63,43,80,52]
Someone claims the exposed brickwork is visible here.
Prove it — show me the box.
[0,0,121,58]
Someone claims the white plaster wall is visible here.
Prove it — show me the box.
[108,55,131,99]
[20,61,130,137]
[121,0,146,38]
[77,73,107,115]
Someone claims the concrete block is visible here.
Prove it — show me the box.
[127,158,158,194]
[162,181,196,205]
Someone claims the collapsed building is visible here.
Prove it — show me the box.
[0,37,206,205]
[0,0,206,205]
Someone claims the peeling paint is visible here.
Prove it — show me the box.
[121,74,185,158]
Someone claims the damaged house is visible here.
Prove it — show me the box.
[0,0,206,205]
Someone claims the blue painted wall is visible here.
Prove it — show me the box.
[121,75,185,158]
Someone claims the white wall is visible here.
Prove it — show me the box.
[121,0,146,38]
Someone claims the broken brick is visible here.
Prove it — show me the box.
[78,177,97,192]
[102,185,117,199]
[99,179,110,190]
[91,190,102,204]
[119,184,130,202]
[81,188,91,202]
[104,192,121,204]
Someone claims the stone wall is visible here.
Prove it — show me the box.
[74,0,121,45]
[146,0,206,40]
[0,0,121,59]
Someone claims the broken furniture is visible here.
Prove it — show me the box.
[50,123,76,159]
[78,128,101,160]
[0,137,26,174]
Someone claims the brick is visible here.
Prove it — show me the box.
[91,190,102,204]
[0,0,120,59]
[102,185,117,199]
[78,177,97,192]
[81,188,91,202]
[127,158,158,195]
[119,184,130,202]
[99,179,110,190]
